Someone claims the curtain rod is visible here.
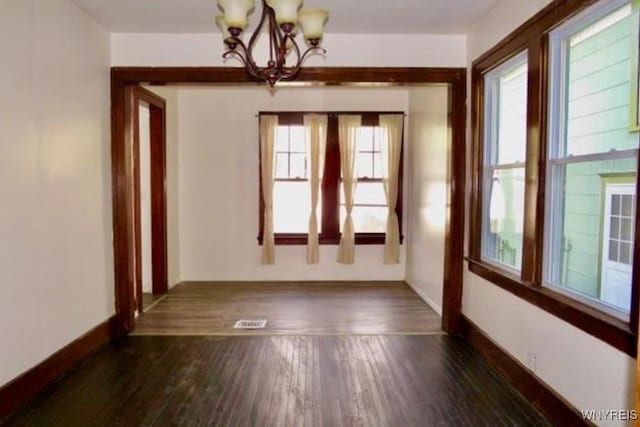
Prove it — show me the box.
[255,111,407,117]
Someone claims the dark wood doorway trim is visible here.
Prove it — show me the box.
[112,84,168,329]
[133,87,169,312]
[110,67,466,334]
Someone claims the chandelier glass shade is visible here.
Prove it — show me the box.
[216,0,329,86]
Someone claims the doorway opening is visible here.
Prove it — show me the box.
[131,87,168,315]
[111,68,466,335]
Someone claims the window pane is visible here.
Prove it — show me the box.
[275,126,289,151]
[355,182,386,205]
[621,217,633,241]
[356,152,373,178]
[356,127,374,151]
[620,242,631,264]
[289,126,306,152]
[373,127,386,151]
[275,153,289,178]
[563,4,636,156]
[621,194,634,216]
[340,206,387,233]
[609,240,619,261]
[610,216,620,239]
[496,62,528,164]
[545,157,636,313]
[290,153,306,178]
[612,194,621,215]
[481,167,525,270]
[340,182,386,206]
[273,181,313,233]
[373,151,384,179]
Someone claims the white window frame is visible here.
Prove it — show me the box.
[543,0,637,320]
[481,50,528,275]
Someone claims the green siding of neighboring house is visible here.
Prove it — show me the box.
[559,13,637,298]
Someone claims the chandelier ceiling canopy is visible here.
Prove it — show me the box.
[216,0,329,86]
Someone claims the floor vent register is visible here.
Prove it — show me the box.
[233,319,267,329]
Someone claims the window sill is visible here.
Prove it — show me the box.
[465,257,636,357]
[258,233,405,246]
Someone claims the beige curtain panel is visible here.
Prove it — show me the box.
[260,115,278,265]
[304,114,328,264]
[380,114,403,264]
[337,115,362,264]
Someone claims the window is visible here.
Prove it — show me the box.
[481,52,528,272]
[340,127,388,233]
[259,112,404,245]
[273,125,312,233]
[545,0,638,319]
[470,0,640,355]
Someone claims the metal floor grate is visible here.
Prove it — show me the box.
[233,319,267,329]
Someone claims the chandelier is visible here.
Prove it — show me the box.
[216,0,329,86]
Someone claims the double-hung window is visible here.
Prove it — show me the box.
[481,52,528,273]
[340,126,389,233]
[259,112,404,245]
[470,0,640,353]
[273,124,312,233]
[545,0,638,319]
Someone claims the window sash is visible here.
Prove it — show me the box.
[480,51,528,274]
[481,165,526,274]
[484,50,529,167]
[543,0,638,319]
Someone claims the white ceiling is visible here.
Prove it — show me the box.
[70,0,498,34]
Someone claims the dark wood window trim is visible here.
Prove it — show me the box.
[258,111,405,246]
[469,0,639,357]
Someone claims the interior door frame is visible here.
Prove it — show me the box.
[110,67,466,334]
[131,86,168,315]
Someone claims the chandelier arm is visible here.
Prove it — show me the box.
[222,49,250,68]
[286,37,303,68]
[269,5,278,65]
[297,46,327,67]
[245,0,271,69]
[222,40,264,81]
[223,37,251,61]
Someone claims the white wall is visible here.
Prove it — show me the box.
[145,86,181,288]
[405,86,449,315]
[110,33,467,67]
[464,1,635,425]
[0,0,112,387]
[139,105,152,293]
[176,86,409,281]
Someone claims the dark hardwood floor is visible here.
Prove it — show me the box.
[134,282,442,335]
[3,335,551,426]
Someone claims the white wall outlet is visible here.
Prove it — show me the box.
[527,352,537,373]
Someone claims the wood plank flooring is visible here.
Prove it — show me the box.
[142,293,164,311]
[134,282,442,335]
[3,335,551,427]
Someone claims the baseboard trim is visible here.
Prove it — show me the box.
[403,280,443,316]
[0,316,117,420]
[458,315,592,427]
